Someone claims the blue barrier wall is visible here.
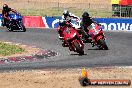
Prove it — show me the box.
[93,18,132,31]
[0,14,132,31]
[44,16,62,28]
[44,17,132,31]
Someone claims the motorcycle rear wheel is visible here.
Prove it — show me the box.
[7,26,13,32]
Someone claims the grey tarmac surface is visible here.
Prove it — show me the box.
[0,28,132,71]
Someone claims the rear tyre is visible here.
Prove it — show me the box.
[8,28,13,31]
[7,26,13,32]
[97,39,108,50]
[6,23,13,31]
[73,42,84,55]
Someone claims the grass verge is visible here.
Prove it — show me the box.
[19,7,112,17]
[0,42,25,56]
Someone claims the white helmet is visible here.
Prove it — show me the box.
[63,10,69,17]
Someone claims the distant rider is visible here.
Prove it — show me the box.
[2,4,18,28]
[80,11,100,43]
[62,10,80,22]
[57,10,80,47]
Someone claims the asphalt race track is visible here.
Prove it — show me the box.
[0,28,132,71]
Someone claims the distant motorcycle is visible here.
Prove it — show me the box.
[88,23,108,50]
[6,13,26,32]
[60,22,84,55]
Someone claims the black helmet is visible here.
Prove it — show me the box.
[3,4,9,11]
[63,10,69,17]
[82,12,89,18]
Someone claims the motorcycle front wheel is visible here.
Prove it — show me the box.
[22,25,26,32]
[73,42,84,55]
[97,39,108,50]
[19,23,26,32]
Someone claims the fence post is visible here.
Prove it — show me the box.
[89,3,90,8]
[26,0,29,16]
[58,1,59,15]
[120,5,121,17]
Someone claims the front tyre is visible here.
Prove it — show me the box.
[73,42,84,55]
[19,23,26,32]
[97,39,108,50]
[22,25,26,32]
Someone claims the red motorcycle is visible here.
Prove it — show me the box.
[60,23,84,55]
[88,23,108,50]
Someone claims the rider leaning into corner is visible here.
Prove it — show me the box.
[2,4,18,28]
[57,10,80,47]
[80,11,101,43]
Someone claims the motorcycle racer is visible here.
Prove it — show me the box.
[62,10,80,21]
[80,11,101,43]
[2,4,18,28]
[57,10,80,47]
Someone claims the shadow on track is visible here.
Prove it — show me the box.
[70,53,87,56]
[88,48,109,50]
[6,30,26,32]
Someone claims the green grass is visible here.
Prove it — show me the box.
[19,7,112,17]
[0,42,25,56]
